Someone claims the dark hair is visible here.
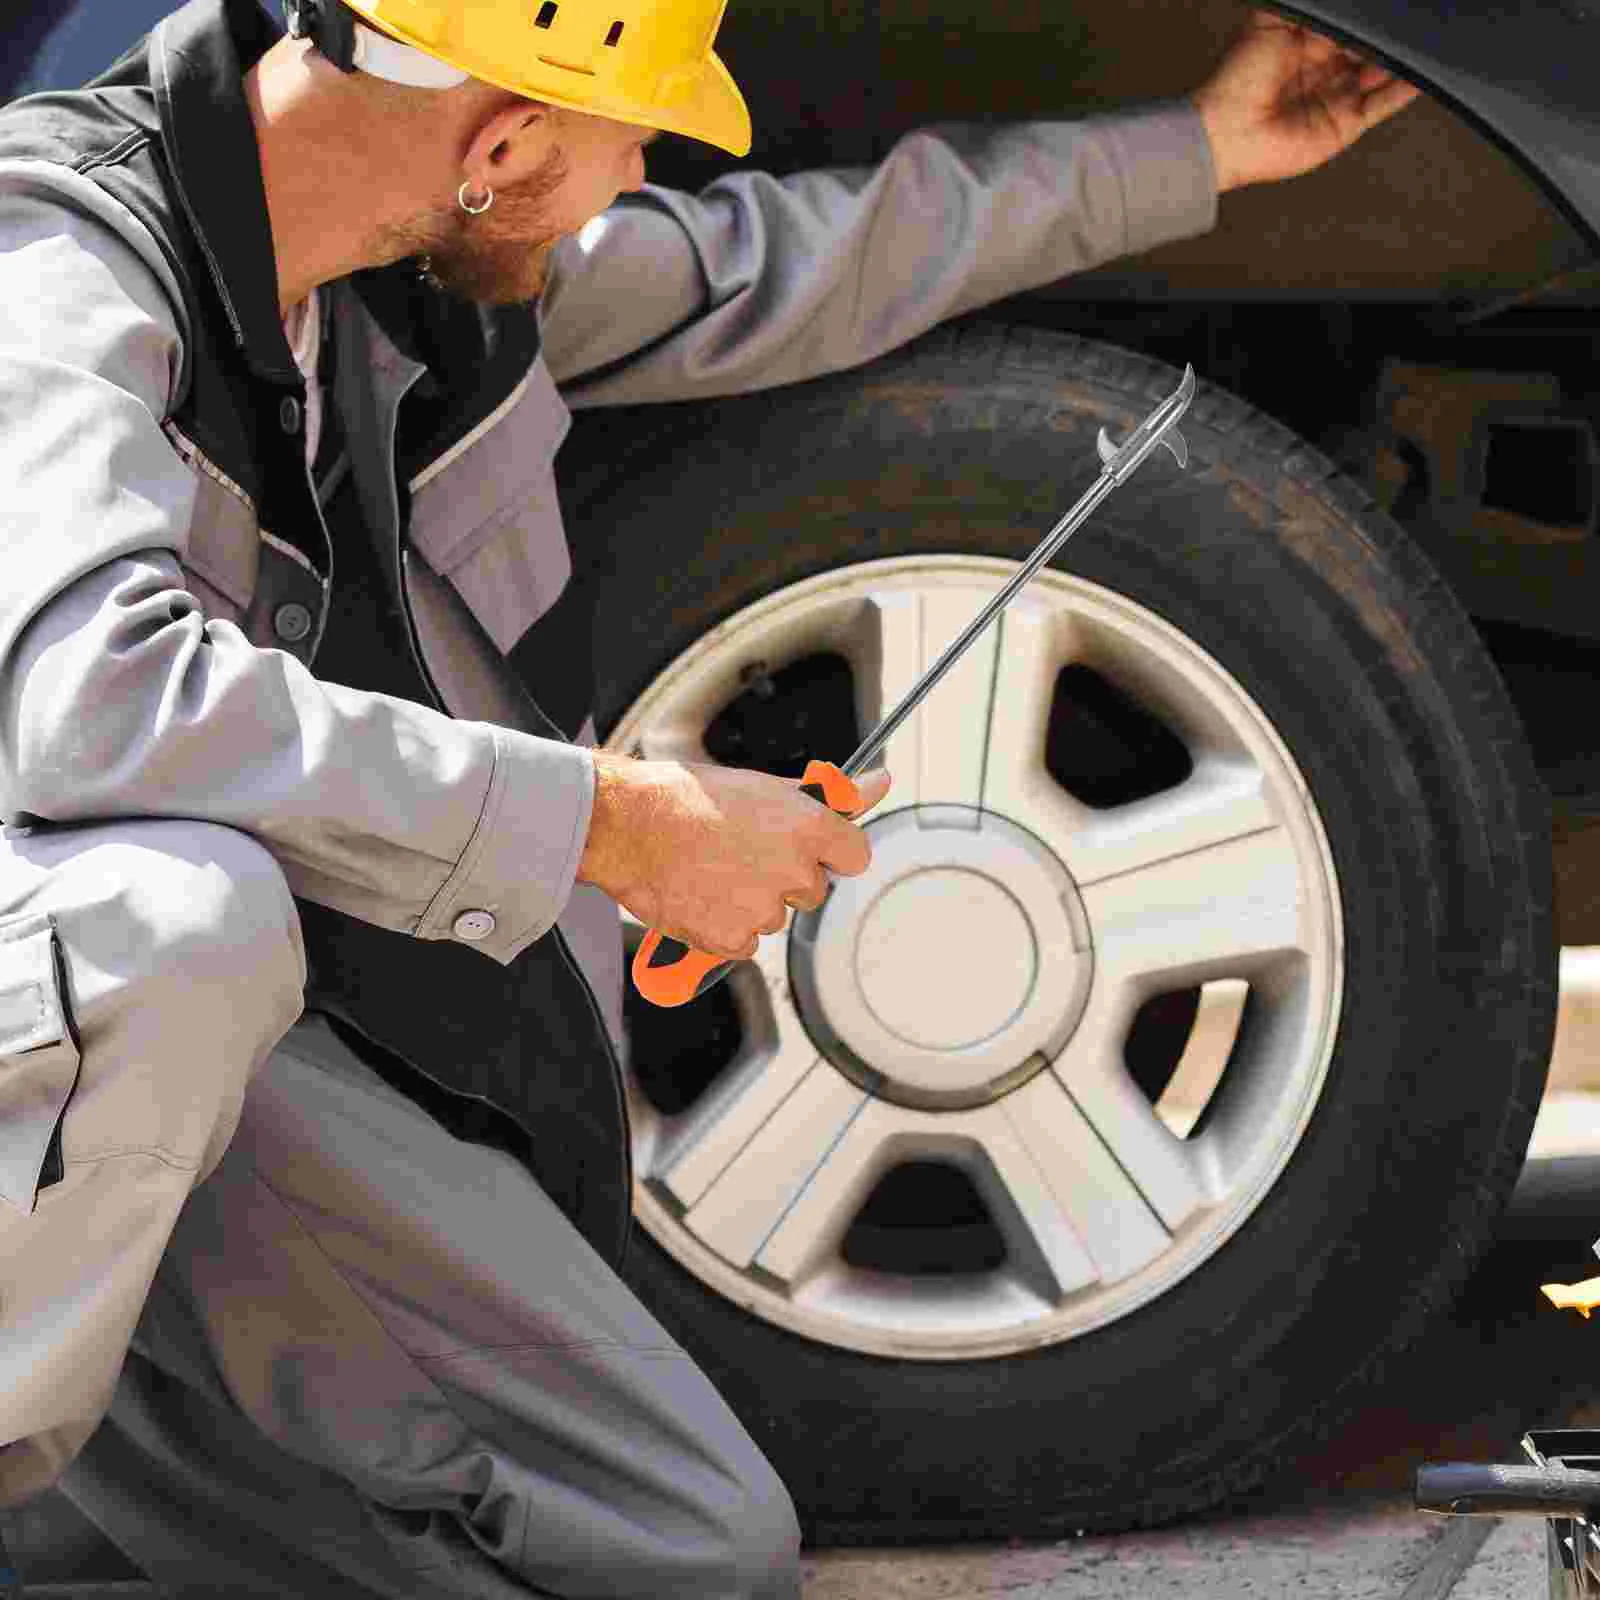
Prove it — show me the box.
[284,0,358,73]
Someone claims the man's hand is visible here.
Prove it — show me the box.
[1193,11,1421,193]
[578,751,892,959]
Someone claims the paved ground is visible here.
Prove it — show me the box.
[803,1508,1546,1599]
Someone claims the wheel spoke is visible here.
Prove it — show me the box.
[848,586,1002,812]
[1051,1023,1212,1229]
[997,1074,1172,1285]
[979,594,1095,855]
[680,1061,868,1272]
[648,938,824,1210]
[954,1103,1103,1300]
[1069,758,1278,884]
[1079,782,1302,990]
[848,590,923,801]
[746,1098,903,1290]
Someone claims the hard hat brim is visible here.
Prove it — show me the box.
[653,50,751,158]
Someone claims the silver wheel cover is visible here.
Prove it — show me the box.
[606,556,1344,1361]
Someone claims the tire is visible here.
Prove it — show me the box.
[557,323,1556,1542]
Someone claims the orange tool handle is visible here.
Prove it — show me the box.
[631,759,864,1008]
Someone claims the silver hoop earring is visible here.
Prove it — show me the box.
[457,181,495,216]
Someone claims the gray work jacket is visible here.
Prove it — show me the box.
[0,0,1217,1245]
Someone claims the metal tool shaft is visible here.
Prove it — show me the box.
[841,365,1195,779]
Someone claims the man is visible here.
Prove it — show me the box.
[0,0,1415,1592]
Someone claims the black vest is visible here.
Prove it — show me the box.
[0,0,632,1266]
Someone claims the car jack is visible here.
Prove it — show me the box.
[1416,1242,1600,1594]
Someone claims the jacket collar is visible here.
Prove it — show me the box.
[151,0,299,384]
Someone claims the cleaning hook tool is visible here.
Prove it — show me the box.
[633,363,1197,1007]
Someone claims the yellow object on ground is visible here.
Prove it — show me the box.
[343,0,751,154]
[1541,1275,1600,1317]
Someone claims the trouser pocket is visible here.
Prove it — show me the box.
[0,911,82,1214]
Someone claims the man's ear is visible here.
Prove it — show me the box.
[462,96,555,188]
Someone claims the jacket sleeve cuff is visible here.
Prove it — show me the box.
[416,727,596,964]
[1083,100,1219,259]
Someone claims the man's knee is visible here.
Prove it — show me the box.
[705,1454,803,1599]
[10,818,306,1172]
[142,820,306,1018]
[55,819,305,1017]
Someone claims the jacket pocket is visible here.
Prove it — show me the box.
[0,913,82,1215]
[407,359,573,655]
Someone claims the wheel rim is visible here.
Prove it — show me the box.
[607,556,1344,1361]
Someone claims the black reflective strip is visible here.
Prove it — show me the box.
[506,574,597,742]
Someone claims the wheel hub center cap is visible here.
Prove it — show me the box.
[856,868,1036,1050]
[789,805,1093,1110]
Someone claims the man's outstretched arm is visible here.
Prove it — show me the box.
[540,9,1417,404]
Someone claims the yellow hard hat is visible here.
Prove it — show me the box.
[338,0,751,156]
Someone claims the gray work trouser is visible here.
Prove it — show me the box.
[0,819,800,1598]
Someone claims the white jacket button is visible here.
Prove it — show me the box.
[452,910,497,942]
